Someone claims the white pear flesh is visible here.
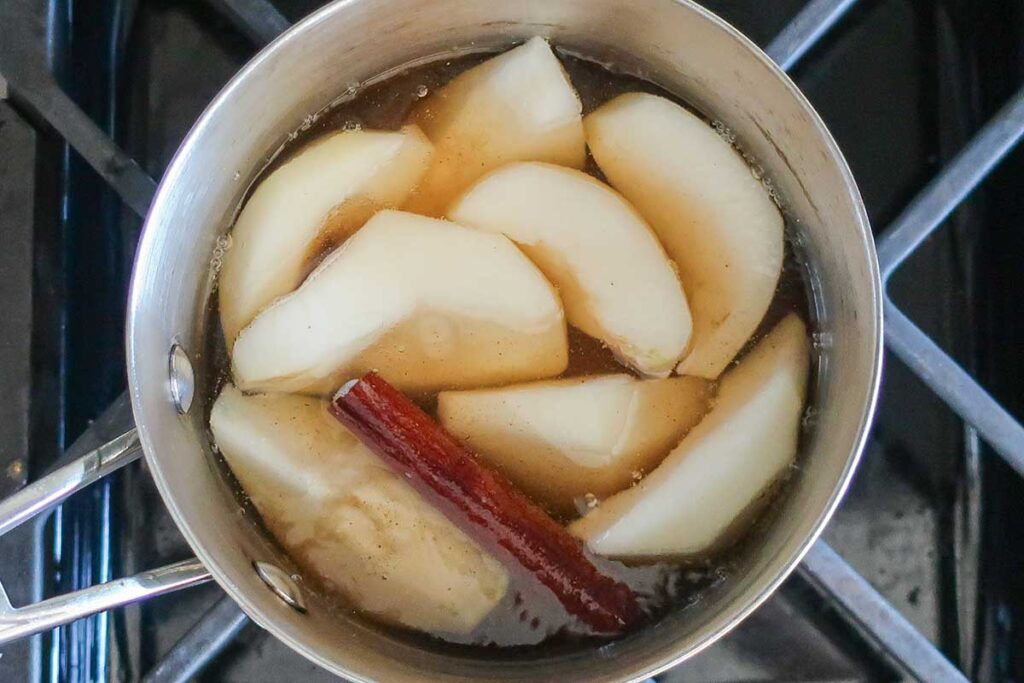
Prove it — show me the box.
[569,314,809,558]
[585,93,784,379]
[219,125,433,343]
[404,37,584,216]
[438,374,711,514]
[210,385,508,634]
[231,210,568,395]
[449,162,692,377]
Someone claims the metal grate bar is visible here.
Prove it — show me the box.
[874,85,1024,471]
[876,86,1024,279]
[885,302,1024,475]
[765,0,859,70]
[3,73,155,218]
[0,1,156,218]
[799,542,969,683]
[141,596,249,683]
[205,0,290,46]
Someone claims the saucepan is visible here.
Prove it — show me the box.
[0,0,882,680]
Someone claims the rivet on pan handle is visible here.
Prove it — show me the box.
[0,425,213,646]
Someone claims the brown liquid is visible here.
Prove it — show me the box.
[205,47,816,655]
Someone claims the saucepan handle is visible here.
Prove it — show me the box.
[0,427,213,646]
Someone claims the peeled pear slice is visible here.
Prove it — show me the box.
[231,210,567,395]
[219,125,433,343]
[570,314,809,558]
[404,36,584,216]
[449,162,692,377]
[438,374,711,515]
[585,93,784,379]
[210,385,508,634]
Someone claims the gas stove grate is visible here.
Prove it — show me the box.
[1,1,1021,681]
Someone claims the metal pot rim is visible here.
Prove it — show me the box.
[126,0,882,680]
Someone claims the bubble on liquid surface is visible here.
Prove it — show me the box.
[811,331,832,351]
[414,84,429,98]
[342,119,362,132]
[712,120,736,145]
[801,405,818,431]
[761,178,782,209]
[573,492,600,516]
[208,234,233,279]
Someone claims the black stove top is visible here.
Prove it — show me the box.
[1,1,1023,681]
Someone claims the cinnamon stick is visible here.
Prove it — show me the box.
[330,372,640,634]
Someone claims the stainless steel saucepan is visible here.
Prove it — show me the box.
[0,1,882,680]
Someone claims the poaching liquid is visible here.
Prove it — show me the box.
[205,45,815,655]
